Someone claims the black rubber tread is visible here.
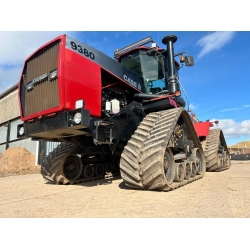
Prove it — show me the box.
[204,128,231,172]
[120,108,206,192]
[41,143,80,184]
[41,142,121,185]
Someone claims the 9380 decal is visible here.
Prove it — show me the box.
[70,41,95,60]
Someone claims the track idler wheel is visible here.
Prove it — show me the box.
[63,155,83,181]
[83,164,95,179]
[174,163,184,182]
[163,148,175,185]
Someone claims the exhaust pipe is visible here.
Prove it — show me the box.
[162,35,180,95]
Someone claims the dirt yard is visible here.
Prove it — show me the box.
[0,147,40,177]
[0,154,249,218]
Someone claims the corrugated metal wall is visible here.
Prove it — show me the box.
[231,154,250,160]
[45,141,60,156]
[0,118,37,155]
[0,125,7,144]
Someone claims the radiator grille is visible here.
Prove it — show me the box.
[23,40,60,117]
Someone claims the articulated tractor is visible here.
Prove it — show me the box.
[17,33,230,191]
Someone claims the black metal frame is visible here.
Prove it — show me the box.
[17,108,91,141]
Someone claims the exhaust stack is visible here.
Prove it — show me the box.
[162,35,180,95]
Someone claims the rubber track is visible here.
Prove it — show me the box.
[120,108,205,192]
[41,143,120,185]
[204,128,230,172]
[41,143,78,184]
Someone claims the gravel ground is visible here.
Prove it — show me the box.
[0,160,249,218]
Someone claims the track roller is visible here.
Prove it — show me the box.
[190,161,196,177]
[184,162,191,180]
[83,164,95,178]
[95,163,105,177]
[174,163,185,182]
[190,148,204,175]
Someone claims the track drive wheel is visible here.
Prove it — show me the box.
[63,155,83,181]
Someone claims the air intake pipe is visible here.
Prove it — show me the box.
[162,35,180,95]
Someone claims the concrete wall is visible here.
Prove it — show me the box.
[0,85,38,156]
[0,89,20,124]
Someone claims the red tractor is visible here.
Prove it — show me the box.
[17,34,230,191]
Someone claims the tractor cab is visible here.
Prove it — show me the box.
[114,36,194,97]
[118,47,180,95]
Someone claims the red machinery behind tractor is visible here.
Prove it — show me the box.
[17,33,230,191]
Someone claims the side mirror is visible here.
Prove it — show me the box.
[185,56,194,66]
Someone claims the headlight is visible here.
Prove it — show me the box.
[49,69,57,80]
[19,126,25,136]
[73,112,81,124]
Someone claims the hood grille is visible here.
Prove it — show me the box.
[23,40,60,117]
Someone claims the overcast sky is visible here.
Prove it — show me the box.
[1,1,249,148]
